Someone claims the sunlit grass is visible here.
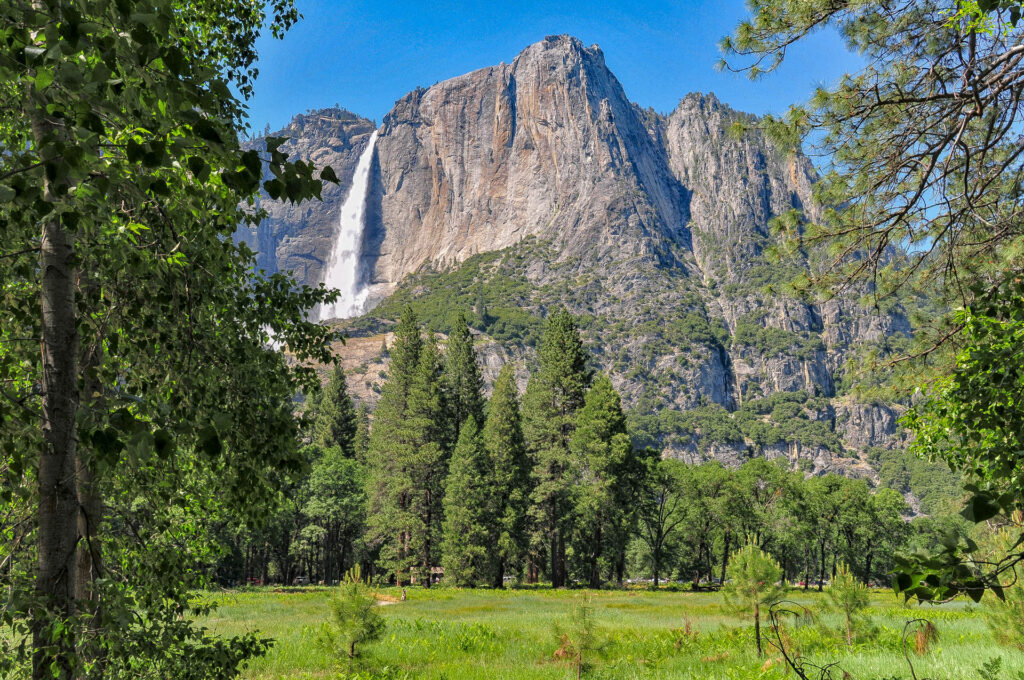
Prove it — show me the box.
[200,586,1022,679]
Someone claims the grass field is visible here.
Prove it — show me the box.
[201,586,1023,680]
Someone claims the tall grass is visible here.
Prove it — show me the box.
[201,587,1024,679]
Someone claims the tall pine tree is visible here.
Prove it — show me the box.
[352,404,371,460]
[364,307,425,584]
[442,312,485,448]
[484,364,532,588]
[568,373,644,588]
[440,416,490,586]
[404,336,447,587]
[311,364,358,456]
[523,308,590,587]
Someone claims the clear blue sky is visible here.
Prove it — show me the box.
[246,0,862,133]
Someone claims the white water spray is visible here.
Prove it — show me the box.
[319,130,378,321]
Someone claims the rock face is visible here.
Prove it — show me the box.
[245,36,914,482]
[239,108,376,284]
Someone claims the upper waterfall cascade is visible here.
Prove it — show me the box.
[318,130,379,321]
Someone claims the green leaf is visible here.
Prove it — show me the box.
[34,69,53,91]
[962,493,1002,522]
[319,165,339,183]
[198,425,222,457]
[154,429,174,459]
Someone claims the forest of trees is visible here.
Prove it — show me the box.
[212,306,923,591]
[4,1,1024,678]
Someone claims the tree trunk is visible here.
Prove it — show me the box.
[557,532,566,588]
[588,525,601,589]
[423,490,432,589]
[818,542,826,592]
[719,531,730,584]
[652,542,660,589]
[33,135,81,679]
[493,557,505,589]
[754,601,762,657]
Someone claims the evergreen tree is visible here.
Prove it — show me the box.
[483,365,532,588]
[524,308,591,587]
[568,373,643,588]
[404,336,447,587]
[824,562,870,647]
[364,307,427,584]
[442,312,485,448]
[440,416,490,586]
[388,307,425,398]
[723,542,784,657]
[311,364,358,456]
[352,404,371,461]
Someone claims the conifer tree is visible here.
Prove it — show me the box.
[404,336,447,587]
[352,404,371,461]
[568,373,643,588]
[442,312,486,448]
[483,365,532,588]
[311,364,358,456]
[387,307,424,398]
[440,416,490,586]
[524,308,591,587]
[364,307,426,584]
[723,542,784,657]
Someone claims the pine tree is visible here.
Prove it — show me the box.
[387,307,424,398]
[524,308,591,587]
[483,365,531,588]
[311,364,358,456]
[440,416,490,586]
[352,404,371,460]
[568,373,642,588]
[723,542,784,657]
[825,561,869,647]
[364,307,426,584]
[442,311,485,448]
[403,336,447,587]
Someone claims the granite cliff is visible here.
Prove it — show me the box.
[246,36,916,484]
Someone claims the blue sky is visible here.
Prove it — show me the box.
[246,0,863,133]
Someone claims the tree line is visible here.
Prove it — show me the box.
[214,306,913,590]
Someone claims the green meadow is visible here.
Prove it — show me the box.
[201,587,1023,680]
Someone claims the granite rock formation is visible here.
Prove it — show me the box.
[246,36,914,482]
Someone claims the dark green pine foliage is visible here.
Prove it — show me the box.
[387,307,425,396]
[442,312,486,448]
[569,373,645,588]
[352,404,371,460]
[484,364,532,588]
[404,336,447,587]
[311,364,358,456]
[440,416,490,586]
[523,308,591,587]
[364,307,424,584]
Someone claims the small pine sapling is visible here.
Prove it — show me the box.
[319,565,386,676]
[723,541,784,657]
[553,596,603,679]
[824,562,870,646]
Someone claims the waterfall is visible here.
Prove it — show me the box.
[318,130,378,321]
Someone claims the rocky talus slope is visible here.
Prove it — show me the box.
[250,36,916,483]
